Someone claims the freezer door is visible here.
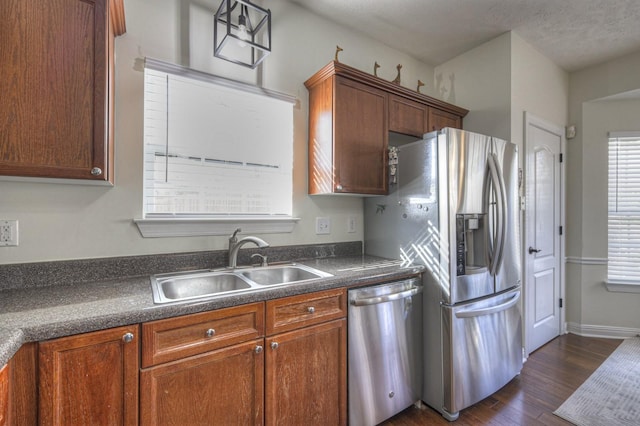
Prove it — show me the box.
[442,288,523,417]
[491,138,522,292]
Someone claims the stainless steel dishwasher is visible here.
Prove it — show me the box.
[348,277,423,426]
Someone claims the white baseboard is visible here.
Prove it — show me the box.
[566,322,640,339]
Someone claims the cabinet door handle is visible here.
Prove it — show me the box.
[90,167,103,176]
[122,333,134,343]
[205,328,215,338]
[336,184,343,191]
[255,345,263,354]
[307,306,315,314]
[270,342,279,350]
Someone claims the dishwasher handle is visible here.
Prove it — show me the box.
[350,285,423,306]
[454,291,520,318]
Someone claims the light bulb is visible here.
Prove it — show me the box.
[237,14,248,47]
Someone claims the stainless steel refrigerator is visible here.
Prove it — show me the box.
[364,127,523,421]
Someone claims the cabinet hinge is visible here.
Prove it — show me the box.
[559,298,563,308]
[559,153,563,163]
[559,226,563,236]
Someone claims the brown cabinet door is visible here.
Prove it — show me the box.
[334,77,388,195]
[0,0,114,182]
[140,339,265,426]
[265,319,347,426]
[389,94,429,137]
[427,107,462,131]
[0,364,7,426]
[39,325,139,426]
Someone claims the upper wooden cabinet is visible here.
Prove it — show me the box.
[428,107,462,132]
[305,61,467,195]
[0,0,126,183]
[389,94,428,137]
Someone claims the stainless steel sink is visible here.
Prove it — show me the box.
[240,264,332,286]
[150,264,332,304]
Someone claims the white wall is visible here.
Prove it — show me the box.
[433,32,512,140]
[566,98,640,332]
[0,0,434,264]
[510,33,568,149]
[565,51,640,334]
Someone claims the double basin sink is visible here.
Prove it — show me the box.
[151,263,333,304]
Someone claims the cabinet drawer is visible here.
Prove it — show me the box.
[142,302,265,367]
[266,288,347,335]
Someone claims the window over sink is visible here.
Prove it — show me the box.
[135,59,298,237]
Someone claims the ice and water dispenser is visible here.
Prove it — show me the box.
[455,214,488,276]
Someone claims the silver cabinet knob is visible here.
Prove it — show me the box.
[122,333,134,343]
[270,341,279,350]
[255,345,263,354]
[90,167,102,176]
[336,184,343,191]
[205,328,215,338]
[307,306,315,314]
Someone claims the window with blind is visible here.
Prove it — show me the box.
[607,132,640,286]
[139,59,296,236]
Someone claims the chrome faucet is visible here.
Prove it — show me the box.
[228,228,269,269]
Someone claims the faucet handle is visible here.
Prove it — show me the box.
[250,253,268,267]
[230,228,242,242]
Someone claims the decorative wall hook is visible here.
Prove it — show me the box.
[335,45,343,62]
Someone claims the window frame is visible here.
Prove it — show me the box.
[134,58,299,237]
[605,131,640,293]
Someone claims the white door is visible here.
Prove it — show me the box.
[524,112,565,355]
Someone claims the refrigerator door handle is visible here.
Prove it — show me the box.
[485,154,505,276]
[491,153,508,275]
[454,290,520,318]
[350,286,423,306]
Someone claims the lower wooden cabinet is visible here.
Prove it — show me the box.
[140,303,266,425]
[7,288,350,424]
[0,364,8,426]
[38,325,139,426]
[140,339,265,425]
[265,319,347,425]
[140,289,347,426]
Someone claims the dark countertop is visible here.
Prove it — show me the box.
[0,255,423,366]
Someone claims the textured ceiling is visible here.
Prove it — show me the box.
[288,0,640,72]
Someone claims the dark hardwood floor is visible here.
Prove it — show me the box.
[382,334,622,426]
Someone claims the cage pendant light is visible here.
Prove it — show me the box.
[214,0,271,69]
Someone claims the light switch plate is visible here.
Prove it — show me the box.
[347,216,356,233]
[315,217,331,235]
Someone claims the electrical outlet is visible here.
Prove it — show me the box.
[315,217,331,235]
[0,220,18,246]
[347,216,356,233]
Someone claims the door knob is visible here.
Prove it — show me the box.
[528,247,541,254]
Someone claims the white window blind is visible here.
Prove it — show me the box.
[143,60,294,218]
[608,132,640,284]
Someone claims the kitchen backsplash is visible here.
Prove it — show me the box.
[0,241,363,291]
